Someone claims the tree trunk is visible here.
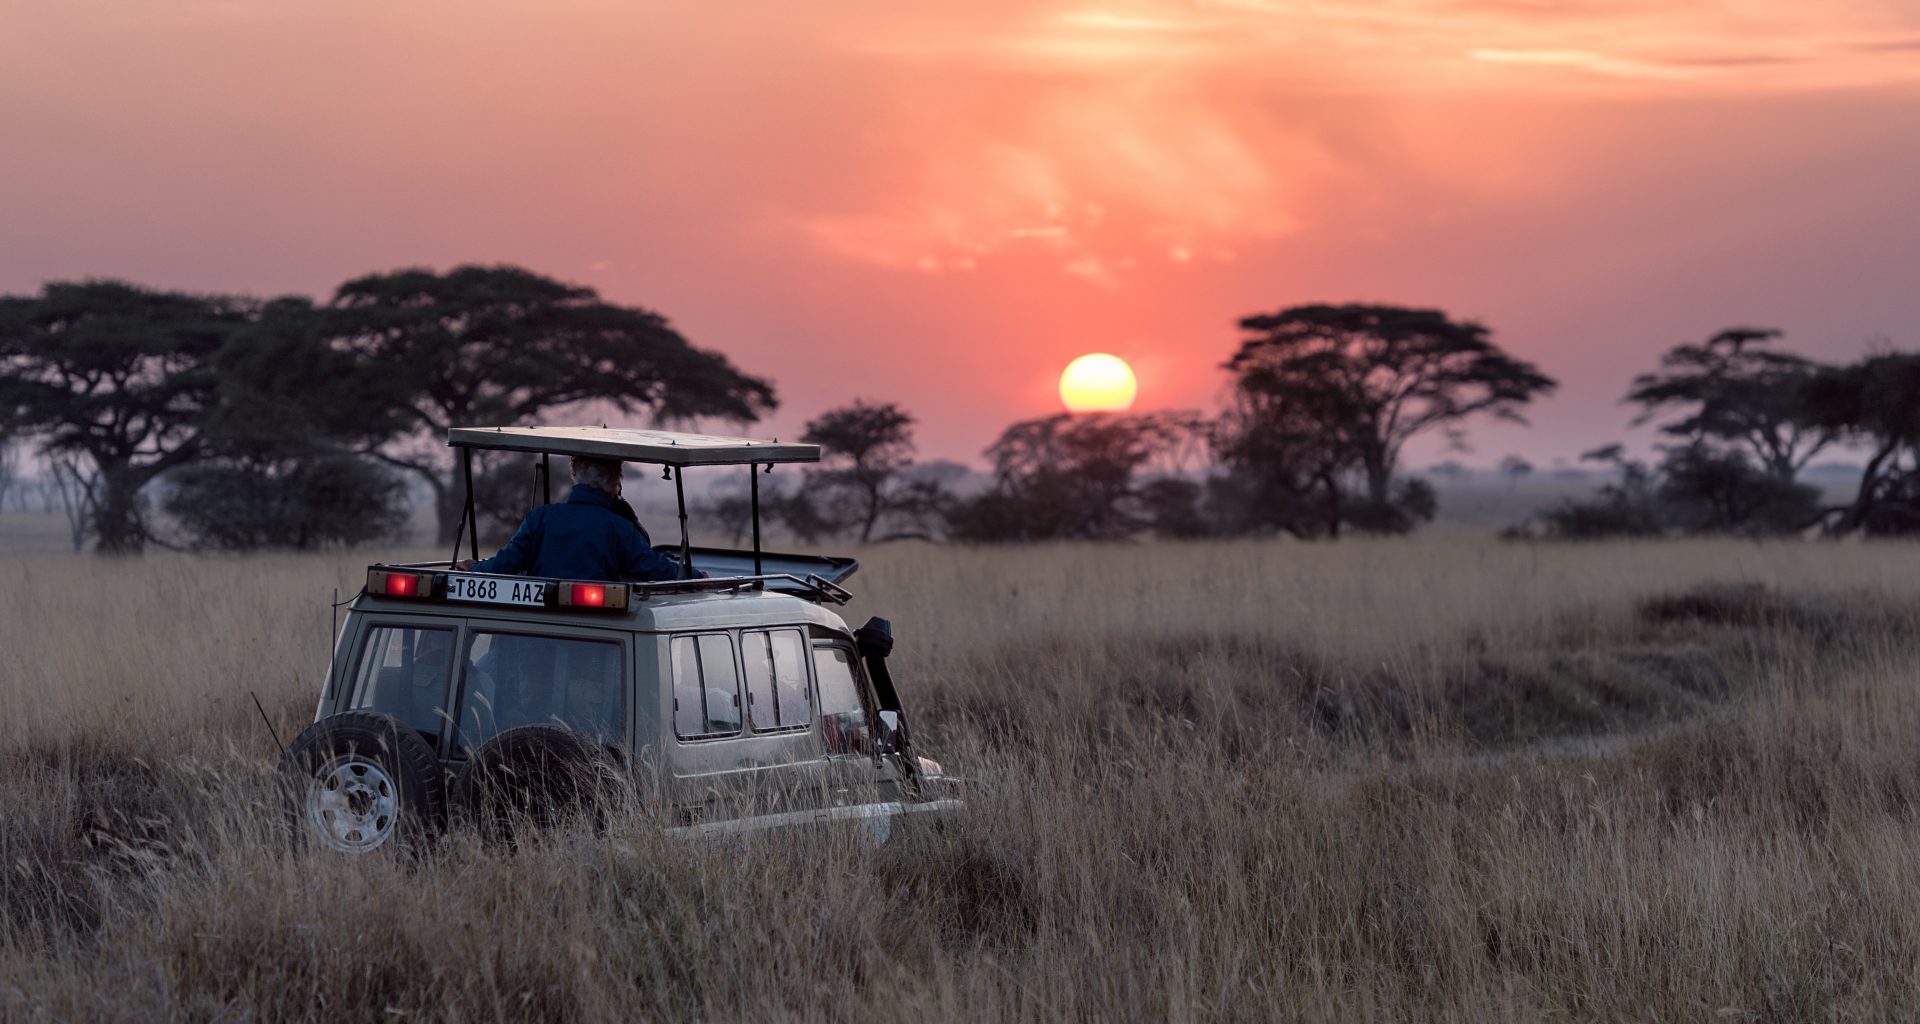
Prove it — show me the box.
[860,482,882,544]
[1831,438,1899,536]
[432,469,462,547]
[1318,468,1342,539]
[1363,450,1391,507]
[92,464,149,555]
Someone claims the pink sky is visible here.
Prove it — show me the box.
[3,1,1918,468]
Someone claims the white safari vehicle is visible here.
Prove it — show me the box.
[279,426,960,853]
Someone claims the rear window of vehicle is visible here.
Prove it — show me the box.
[454,631,624,751]
[671,634,743,740]
[350,625,456,739]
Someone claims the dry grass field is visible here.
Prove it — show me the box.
[6,539,1920,1020]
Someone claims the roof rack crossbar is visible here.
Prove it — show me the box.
[629,573,854,605]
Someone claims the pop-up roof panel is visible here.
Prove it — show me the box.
[446,426,820,467]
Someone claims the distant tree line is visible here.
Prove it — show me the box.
[744,304,1558,543]
[769,311,1920,546]
[3,290,1567,549]
[13,266,1910,551]
[0,266,773,552]
[1510,328,1920,540]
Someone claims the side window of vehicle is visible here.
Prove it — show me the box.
[812,644,871,756]
[671,634,743,740]
[742,628,811,732]
[455,631,624,752]
[350,626,456,739]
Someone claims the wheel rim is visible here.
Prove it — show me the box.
[305,754,400,853]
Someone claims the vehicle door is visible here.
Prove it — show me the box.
[330,615,465,754]
[663,627,837,824]
[447,622,632,762]
[809,633,901,805]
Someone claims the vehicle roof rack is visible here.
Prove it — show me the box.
[442,425,822,585]
[630,573,854,605]
[371,563,855,606]
[447,426,819,467]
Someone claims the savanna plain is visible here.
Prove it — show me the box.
[6,539,1920,1021]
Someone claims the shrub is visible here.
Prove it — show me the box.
[165,453,409,550]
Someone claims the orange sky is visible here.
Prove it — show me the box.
[3,1,1918,467]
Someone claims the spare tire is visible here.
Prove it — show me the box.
[278,711,446,854]
[451,725,620,842]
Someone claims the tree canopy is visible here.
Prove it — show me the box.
[1218,303,1554,534]
[0,267,781,551]
[800,400,918,542]
[1803,353,1920,534]
[1626,327,1833,482]
[163,297,415,550]
[325,264,778,541]
[0,281,248,551]
[948,412,1200,541]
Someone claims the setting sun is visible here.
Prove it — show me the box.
[1060,353,1138,413]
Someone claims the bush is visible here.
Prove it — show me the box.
[1137,478,1210,539]
[1529,490,1666,540]
[1515,444,1822,541]
[1860,470,1920,536]
[1347,478,1438,535]
[165,454,409,550]
[1658,445,1819,535]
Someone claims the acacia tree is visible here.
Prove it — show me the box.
[324,265,777,542]
[165,298,415,550]
[1498,455,1533,492]
[1210,389,1355,537]
[949,412,1198,541]
[0,281,247,552]
[1803,353,1920,535]
[800,400,919,542]
[1226,304,1556,516]
[1626,327,1834,482]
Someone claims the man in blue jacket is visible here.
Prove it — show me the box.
[461,456,687,582]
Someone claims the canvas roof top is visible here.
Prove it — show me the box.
[446,426,819,467]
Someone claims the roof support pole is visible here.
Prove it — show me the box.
[541,453,553,505]
[750,462,764,576]
[673,466,693,579]
[462,447,480,562]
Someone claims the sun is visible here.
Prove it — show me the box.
[1059,353,1138,413]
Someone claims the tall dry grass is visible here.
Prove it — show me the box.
[5,539,1920,1020]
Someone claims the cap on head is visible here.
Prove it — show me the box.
[571,456,623,495]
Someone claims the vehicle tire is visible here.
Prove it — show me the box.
[450,725,620,843]
[277,711,446,855]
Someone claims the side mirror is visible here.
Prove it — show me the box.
[877,709,910,754]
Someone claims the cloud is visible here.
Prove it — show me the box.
[1469,48,1693,79]
[786,0,1920,280]
[790,68,1325,280]
[1849,36,1920,52]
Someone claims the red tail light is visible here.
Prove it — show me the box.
[555,580,627,610]
[367,569,431,598]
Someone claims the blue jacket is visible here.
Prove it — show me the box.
[470,484,685,582]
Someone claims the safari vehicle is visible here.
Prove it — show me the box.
[278,426,960,854]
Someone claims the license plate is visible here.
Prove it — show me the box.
[446,575,549,606]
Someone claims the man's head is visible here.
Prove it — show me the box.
[571,456,624,497]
